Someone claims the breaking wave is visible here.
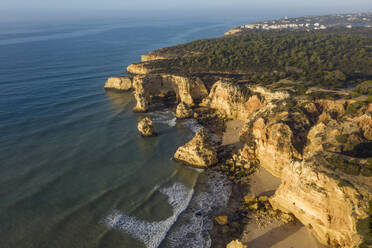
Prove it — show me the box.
[181,119,203,133]
[166,172,232,248]
[148,110,177,127]
[104,183,194,248]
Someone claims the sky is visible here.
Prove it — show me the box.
[1,0,372,23]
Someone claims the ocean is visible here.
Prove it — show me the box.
[0,19,246,248]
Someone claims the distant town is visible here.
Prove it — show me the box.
[226,13,372,34]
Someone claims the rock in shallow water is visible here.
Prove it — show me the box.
[104,76,132,91]
[215,215,228,225]
[176,102,193,119]
[174,128,218,167]
[137,117,157,137]
[226,240,247,248]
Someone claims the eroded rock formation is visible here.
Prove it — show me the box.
[176,102,193,119]
[104,76,132,91]
[238,93,372,247]
[270,159,369,247]
[137,117,156,137]
[132,74,208,112]
[174,128,218,167]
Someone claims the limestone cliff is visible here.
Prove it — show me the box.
[106,47,372,248]
[132,74,208,112]
[141,53,168,62]
[104,76,132,91]
[176,102,193,119]
[238,91,372,247]
[270,159,369,247]
[174,128,218,167]
[200,81,263,120]
[127,62,157,75]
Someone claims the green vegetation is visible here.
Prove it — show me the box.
[356,81,372,95]
[346,101,369,116]
[347,80,372,99]
[361,158,372,177]
[335,134,348,144]
[338,179,354,188]
[151,28,372,90]
[326,157,361,176]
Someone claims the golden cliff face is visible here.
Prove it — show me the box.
[174,128,218,167]
[141,54,168,62]
[127,62,157,74]
[104,76,132,91]
[270,159,369,247]
[200,81,263,120]
[238,94,372,247]
[131,74,208,112]
[106,52,371,247]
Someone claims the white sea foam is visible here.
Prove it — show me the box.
[166,172,232,248]
[148,110,177,127]
[104,183,194,248]
[181,119,203,133]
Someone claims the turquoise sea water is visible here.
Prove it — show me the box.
[0,19,242,247]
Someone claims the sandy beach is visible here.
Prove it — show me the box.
[241,167,326,248]
[222,120,245,146]
[222,120,325,248]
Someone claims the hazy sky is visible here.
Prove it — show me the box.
[1,0,372,23]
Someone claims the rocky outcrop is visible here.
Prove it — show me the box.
[141,53,168,62]
[176,102,193,119]
[174,128,218,167]
[104,76,132,91]
[127,62,156,74]
[137,117,156,136]
[132,74,208,112]
[224,28,243,36]
[200,81,264,120]
[270,159,369,247]
[132,76,148,112]
[238,92,372,247]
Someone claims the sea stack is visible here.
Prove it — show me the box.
[174,128,218,167]
[137,117,157,137]
[104,76,132,91]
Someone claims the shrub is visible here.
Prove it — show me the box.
[335,134,348,144]
[361,158,372,177]
[338,179,354,188]
[326,157,361,176]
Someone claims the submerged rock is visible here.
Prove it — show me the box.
[215,215,228,225]
[137,117,156,137]
[176,102,193,119]
[226,240,247,248]
[174,128,218,167]
[104,76,132,91]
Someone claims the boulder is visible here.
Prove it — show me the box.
[137,117,156,137]
[226,240,247,248]
[215,216,228,225]
[174,128,218,167]
[176,102,193,119]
